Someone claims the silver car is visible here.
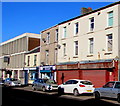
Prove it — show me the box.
[94,81,120,103]
[4,78,21,86]
[32,78,58,91]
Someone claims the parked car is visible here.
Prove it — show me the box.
[0,78,5,85]
[4,78,21,86]
[32,78,58,91]
[94,81,120,103]
[58,79,95,96]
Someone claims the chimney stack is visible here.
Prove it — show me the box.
[81,7,92,15]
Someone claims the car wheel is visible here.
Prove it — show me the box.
[32,85,36,91]
[42,87,46,92]
[73,89,79,96]
[58,87,64,96]
[117,94,120,103]
[95,92,100,100]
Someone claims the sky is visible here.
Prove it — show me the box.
[1,1,117,43]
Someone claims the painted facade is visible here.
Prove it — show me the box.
[57,2,120,63]
[40,25,59,80]
[56,2,120,87]
[24,46,40,84]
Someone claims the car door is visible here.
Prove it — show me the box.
[37,79,43,90]
[111,82,120,98]
[100,82,115,97]
[34,80,39,89]
[62,80,73,93]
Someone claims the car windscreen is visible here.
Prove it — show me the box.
[80,81,92,85]
[45,79,56,84]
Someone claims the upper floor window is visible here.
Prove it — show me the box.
[55,29,59,42]
[63,43,66,56]
[74,22,79,35]
[63,26,67,38]
[74,41,78,56]
[47,32,50,44]
[108,11,113,27]
[89,17,94,31]
[27,56,30,66]
[45,50,49,65]
[89,38,94,54]
[34,55,37,66]
[107,34,113,52]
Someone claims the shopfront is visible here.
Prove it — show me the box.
[24,67,39,84]
[39,65,56,81]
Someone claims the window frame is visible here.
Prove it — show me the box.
[89,17,94,31]
[74,41,78,56]
[89,38,94,54]
[63,43,66,56]
[63,26,67,38]
[106,34,113,52]
[74,22,79,35]
[34,55,37,66]
[107,11,113,27]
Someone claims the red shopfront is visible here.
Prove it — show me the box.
[56,60,118,88]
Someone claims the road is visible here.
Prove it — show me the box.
[2,85,120,106]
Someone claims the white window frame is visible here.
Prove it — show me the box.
[47,32,50,44]
[55,29,58,42]
[45,50,49,65]
[89,38,94,54]
[74,41,78,56]
[63,43,66,56]
[89,17,94,31]
[63,26,67,38]
[74,22,79,36]
[107,11,113,27]
[34,55,37,66]
[106,34,113,52]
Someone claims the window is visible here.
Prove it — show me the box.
[104,82,115,88]
[89,38,94,54]
[74,41,78,55]
[27,56,30,66]
[72,80,78,84]
[63,43,66,56]
[115,82,120,88]
[54,49,58,64]
[107,34,113,52]
[47,32,50,44]
[63,26,67,38]
[55,29,58,42]
[108,11,113,27]
[74,22,79,35]
[65,80,72,84]
[34,55,37,66]
[89,17,94,31]
[45,50,49,65]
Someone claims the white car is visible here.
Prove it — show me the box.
[94,81,120,103]
[58,79,95,96]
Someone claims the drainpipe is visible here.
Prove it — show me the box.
[118,60,120,81]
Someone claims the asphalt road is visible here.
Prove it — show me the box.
[1,86,120,106]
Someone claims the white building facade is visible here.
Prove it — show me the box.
[57,2,120,64]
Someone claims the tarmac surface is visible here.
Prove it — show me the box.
[1,85,120,106]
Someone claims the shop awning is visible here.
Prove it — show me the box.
[40,70,51,73]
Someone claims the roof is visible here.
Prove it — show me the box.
[58,1,120,25]
[1,33,40,45]
[41,24,58,33]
